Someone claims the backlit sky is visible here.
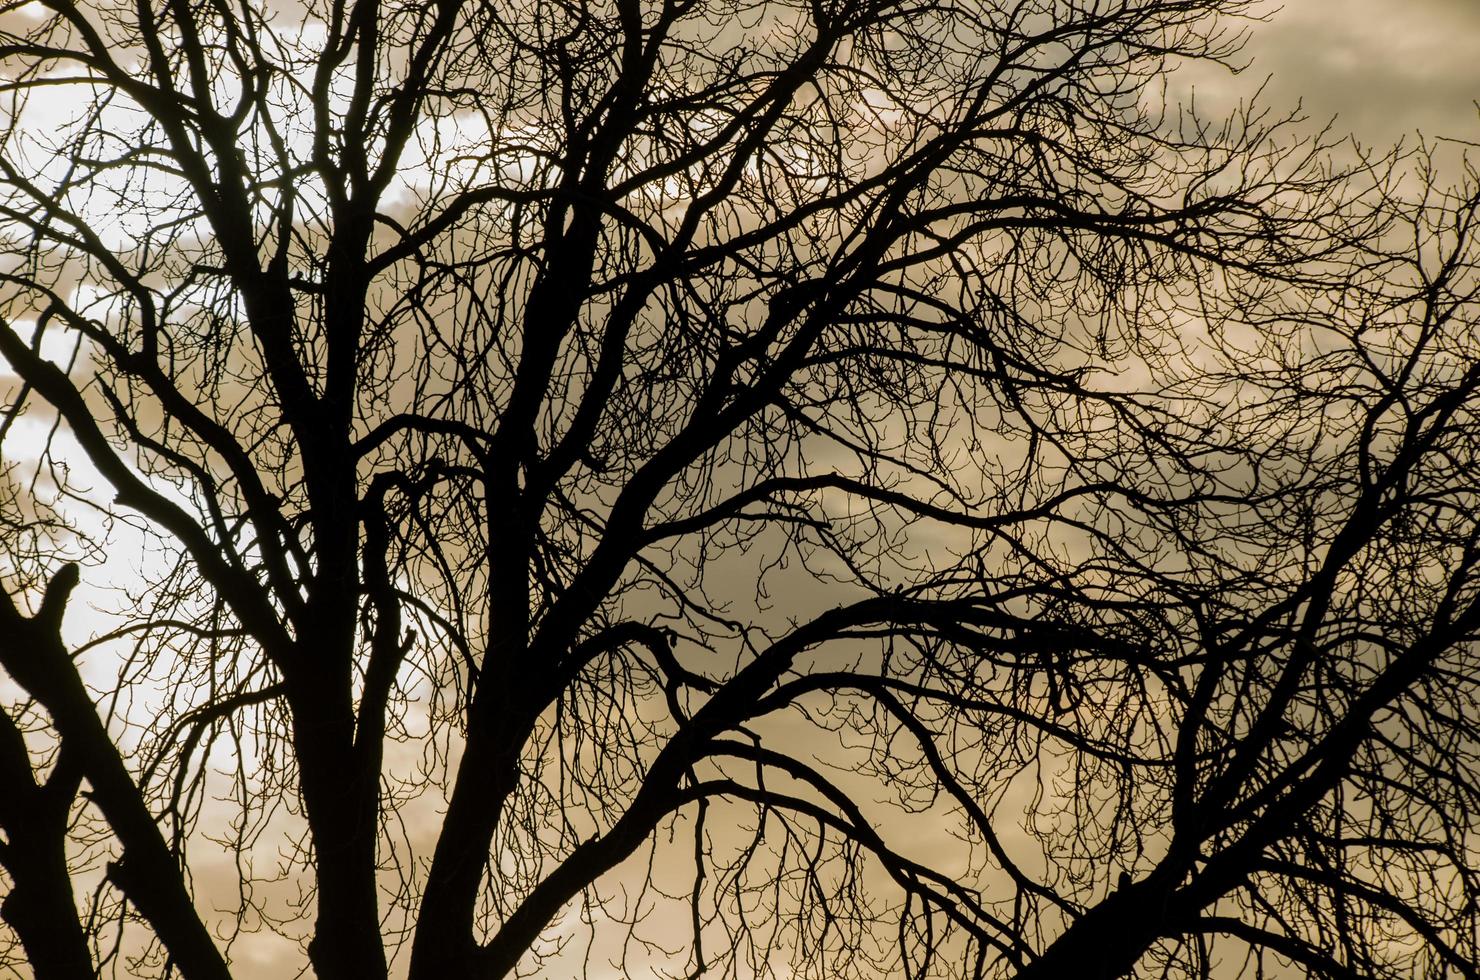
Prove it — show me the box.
[1213,0,1480,148]
[7,1,1480,977]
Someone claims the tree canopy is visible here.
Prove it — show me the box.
[1,1,1478,978]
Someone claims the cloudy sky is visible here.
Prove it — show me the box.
[5,2,1478,977]
[1218,0,1480,149]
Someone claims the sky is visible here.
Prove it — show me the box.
[4,1,1480,977]
[1215,0,1480,149]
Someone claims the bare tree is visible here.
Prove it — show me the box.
[0,1,1475,978]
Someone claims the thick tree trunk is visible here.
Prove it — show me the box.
[292,656,390,980]
[0,764,92,980]
[0,853,94,980]
[1014,876,1187,980]
[408,712,530,980]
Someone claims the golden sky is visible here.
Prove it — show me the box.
[6,2,1479,977]
[1224,0,1480,147]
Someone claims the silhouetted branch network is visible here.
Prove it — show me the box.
[0,1,1477,979]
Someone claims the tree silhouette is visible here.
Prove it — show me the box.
[0,1,1476,978]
